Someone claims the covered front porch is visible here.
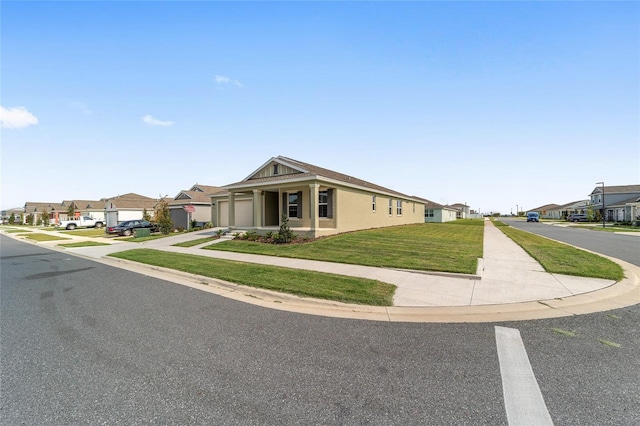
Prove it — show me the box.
[215,183,337,238]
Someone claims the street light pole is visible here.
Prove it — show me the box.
[516,204,519,217]
[596,182,605,228]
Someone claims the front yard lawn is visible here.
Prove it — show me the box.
[204,221,484,274]
[109,249,395,306]
[59,228,109,237]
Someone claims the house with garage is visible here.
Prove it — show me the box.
[211,156,427,238]
[415,197,458,223]
[169,184,223,230]
[104,193,158,227]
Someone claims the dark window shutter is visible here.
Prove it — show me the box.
[327,189,334,218]
[297,191,303,218]
[282,192,287,217]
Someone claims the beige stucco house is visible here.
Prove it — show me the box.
[212,156,427,238]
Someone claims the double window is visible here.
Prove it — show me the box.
[425,209,434,218]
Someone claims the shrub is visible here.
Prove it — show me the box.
[275,214,295,243]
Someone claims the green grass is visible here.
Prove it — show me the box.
[173,236,220,247]
[20,233,71,242]
[495,222,624,281]
[59,241,111,248]
[203,221,484,274]
[108,249,395,306]
[4,228,31,233]
[59,228,109,237]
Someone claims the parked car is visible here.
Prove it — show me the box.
[567,214,589,222]
[526,212,540,222]
[106,220,159,236]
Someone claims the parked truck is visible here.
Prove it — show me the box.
[58,216,105,230]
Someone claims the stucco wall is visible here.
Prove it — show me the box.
[335,187,425,233]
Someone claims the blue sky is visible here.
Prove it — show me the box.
[2,1,638,214]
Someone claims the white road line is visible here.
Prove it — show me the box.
[495,326,554,425]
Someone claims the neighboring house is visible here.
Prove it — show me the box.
[104,193,158,227]
[589,185,640,221]
[63,200,107,223]
[447,203,470,219]
[2,207,25,223]
[212,156,426,238]
[557,200,590,219]
[607,196,640,222]
[169,184,223,230]
[23,201,66,224]
[528,203,562,220]
[416,198,458,223]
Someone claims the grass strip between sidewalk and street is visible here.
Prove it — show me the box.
[19,233,71,242]
[203,221,484,274]
[59,241,111,248]
[494,221,624,281]
[108,249,396,306]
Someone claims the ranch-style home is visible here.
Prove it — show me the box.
[211,156,427,238]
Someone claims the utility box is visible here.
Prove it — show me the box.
[134,228,151,238]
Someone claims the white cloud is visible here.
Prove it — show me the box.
[0,106,39,129]
[215,75,243,88]
[142,115,174,127]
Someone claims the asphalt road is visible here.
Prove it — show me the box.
[1,235,639,425]
[501,217,640,266]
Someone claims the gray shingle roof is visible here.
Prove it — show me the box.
[225,155,416,200]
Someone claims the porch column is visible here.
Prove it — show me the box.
[228,192,235,228]
[253,189,261,227]
[309,184,319,231]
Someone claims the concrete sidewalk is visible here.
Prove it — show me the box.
[4,222,639,322]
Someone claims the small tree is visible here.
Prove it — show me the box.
[275,214,295,243]
[42,209,50,226]
[67,204,76,218]
[154,197,173,235]
[142,208,151,221]
[26,214,34,225]
[8,214,15,225]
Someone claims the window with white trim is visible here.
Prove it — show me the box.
[389,199,393,215]
[319,191,328,218]
[396,200,402,215]
[372,195,376,212]
[425,209,434,218]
